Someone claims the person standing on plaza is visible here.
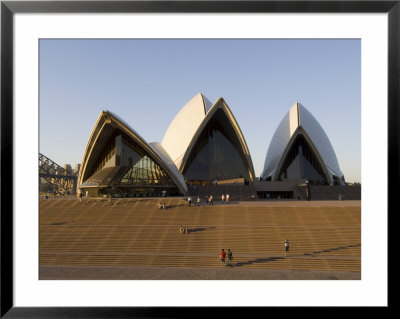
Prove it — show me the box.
[226,194,229,204]
[219,249,226,267]
[197,196,201,206]
[209,195,213,206]
[188,196,192,207]
[227,249,233,267]
[284,237,290,256]
[221,194,225,204]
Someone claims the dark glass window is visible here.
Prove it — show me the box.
[92,132,117,175]
[85,131,177,189]
[117,155,175,187]
[112,134,176,187]
[183,109,250,182]
[278,134,327,183]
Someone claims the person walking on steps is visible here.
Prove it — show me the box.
[227,249,233,267]
[219,249,226,267]
[284,237,290,256]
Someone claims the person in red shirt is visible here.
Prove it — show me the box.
[220,249,226,267]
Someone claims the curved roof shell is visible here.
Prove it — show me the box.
[179,97,255,181]
[149,142,186,190]
[78,111,187,194]
[261,102,344,185]
[161,93,212,169]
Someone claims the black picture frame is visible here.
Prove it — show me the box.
[1,0,395,317]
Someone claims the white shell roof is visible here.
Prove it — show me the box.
[261,102,344,184]
[161,93,209,168]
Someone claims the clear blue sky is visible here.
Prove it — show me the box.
[39,39,361,182]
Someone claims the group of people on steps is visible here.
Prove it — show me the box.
[219,238,291,267]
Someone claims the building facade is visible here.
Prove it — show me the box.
[77,111,187,197]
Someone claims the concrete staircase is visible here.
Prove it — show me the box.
[40,197,361,272]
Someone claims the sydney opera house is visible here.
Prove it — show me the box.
[77,93,348,198]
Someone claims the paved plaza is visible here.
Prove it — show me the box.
[39,197,361,280]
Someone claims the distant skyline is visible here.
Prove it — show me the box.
[39,39,361,182]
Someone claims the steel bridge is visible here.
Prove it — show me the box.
[39,153,78,194]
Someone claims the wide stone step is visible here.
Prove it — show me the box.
[40,253,360,272]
